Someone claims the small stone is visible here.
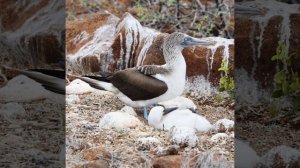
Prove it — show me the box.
[120,106,137,116]
[82,146,111,161]
[169,127,198,148]
[104,140,111,145]
[210,133,229,143]
[155,145,179,156]
[99,111,142,129]
[77,160,109,168]
[194,148,232,168]
[153,155,182,168]
[66,79,93,94]
[137,137,161,151]
[213,119,234,132]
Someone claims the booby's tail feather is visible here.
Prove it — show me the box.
[42,84,65,94]
[1,66,65,94]
[29,69,65,79]
[84,75,111,83]
[78,76,115,92]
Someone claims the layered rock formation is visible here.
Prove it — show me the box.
[0,1,65,68]
[236,0,300,90]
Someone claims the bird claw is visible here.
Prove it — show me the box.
[137,65,154,75]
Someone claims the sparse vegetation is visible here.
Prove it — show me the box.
[67,0,234,38]
[217,59,235,102]
[270,42,300,115]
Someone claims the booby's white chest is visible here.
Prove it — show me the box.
[155,64,186,97]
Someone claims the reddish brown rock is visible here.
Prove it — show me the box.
[0,0,49,31]
[152,155,183,168]
[75,160,109,168]
[80,56,101,73]
[0,1,64,68]
[66,13,119,54]
[82,146,111,161]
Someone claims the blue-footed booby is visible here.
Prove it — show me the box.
[0,66,65,94]
[79,32,215,120]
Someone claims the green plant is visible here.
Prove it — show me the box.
[218,59,234,100]
[271,42,300,113]
[134,1,159,22]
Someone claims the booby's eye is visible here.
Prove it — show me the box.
[184,37,192,42]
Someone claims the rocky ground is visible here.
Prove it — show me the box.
[236,105,300,156]
[65,83,234,167]
[0,100,64,168]
[0,76,65,168]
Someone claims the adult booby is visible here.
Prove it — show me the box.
[0,66,65,94]
[79,32,215,120]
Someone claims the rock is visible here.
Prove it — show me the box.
[235,139,260,168]
[75,160,109,168]
[213,119,234,132]
[155,145,180,156]
[82,146,111,161]
[0,1,64,67]
[119,106,137,116]
[99,111,142,129]
[67,13,120,74]
[66,13,119,55]
[148,106,212,132]
[194,147,233,168]
[152,155,183,168]
[157,96,197,111]
[66,79,93,94]
[210,133,229,143]
[66,94,80,104]
[260,145,300,167]
[236,0,300,89]
[0,75,48,102]
[0,102,25,120]
[169,126,198,148]
[137,137,161,151]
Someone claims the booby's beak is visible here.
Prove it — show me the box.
[181,37,216,47]
[235,4,262,15]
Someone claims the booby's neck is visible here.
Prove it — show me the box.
[163,43,186,69]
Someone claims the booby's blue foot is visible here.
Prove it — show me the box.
[143,106,148,120]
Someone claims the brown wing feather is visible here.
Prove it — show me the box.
[110,68,168,101]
